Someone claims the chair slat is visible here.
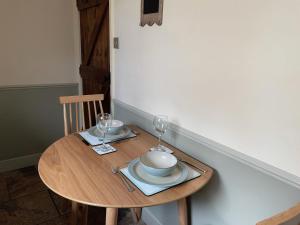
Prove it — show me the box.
[63,104,68,136]
[69,104,73,133]
[75,103,79,132]
[93,101,97,120]
[81,102,86,130]
[99,100,104,116]
[87,102,92,128]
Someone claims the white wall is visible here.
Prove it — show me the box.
[0,0,80,86]
[112,0,300,177]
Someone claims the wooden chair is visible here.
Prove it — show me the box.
[59,94,104,136]
[257,203,300,225]
[59,94,104,225]
[59,94,142,225]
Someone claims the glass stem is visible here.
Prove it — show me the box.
[103,132,106,147]
[158,134,162,147]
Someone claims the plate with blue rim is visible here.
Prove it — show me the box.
[128,159,189,187]
[88,126,131,141]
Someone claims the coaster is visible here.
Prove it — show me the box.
[92,144,117,155]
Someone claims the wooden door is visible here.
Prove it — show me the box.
[77,0,110,115]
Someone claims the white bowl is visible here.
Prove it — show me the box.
[140,151,178,177]
[108,120,124,134]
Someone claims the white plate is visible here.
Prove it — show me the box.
[88,126,131,141]
[128,159,189,187]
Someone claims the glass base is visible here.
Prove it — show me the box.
[150,145,174,154]
[150,145,166,152]
[101,143,111,152]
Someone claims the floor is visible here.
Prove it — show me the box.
[0,166,146,225]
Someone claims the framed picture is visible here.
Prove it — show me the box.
[140,0,164,26]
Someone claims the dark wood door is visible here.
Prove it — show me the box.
[77,3,109,221]
[77,0,110,114]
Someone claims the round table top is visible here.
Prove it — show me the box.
[38,126,213,208]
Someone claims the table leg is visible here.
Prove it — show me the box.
[177,198,188,225]
[106,208,118,225]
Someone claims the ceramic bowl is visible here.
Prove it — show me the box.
[108,120,124,134]
[140,151,178,177]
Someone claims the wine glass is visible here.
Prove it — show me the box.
[153,115,168,151]
[96,113,112,148]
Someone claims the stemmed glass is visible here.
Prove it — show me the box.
[153,115,168,151]
[96,113,112,148]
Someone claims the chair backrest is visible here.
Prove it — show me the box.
[59,94,104,136]
[257,203,300,225]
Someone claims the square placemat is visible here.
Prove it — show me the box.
[120,164,201,196]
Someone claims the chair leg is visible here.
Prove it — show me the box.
[106,208,118,225]
[71,201,88,225]
[135,208,142,221]
[82,205,88,225]
[177,198,188,225]
[130,208,142,224]
[71,201,79,225]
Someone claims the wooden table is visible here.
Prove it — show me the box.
[38,126,213,225]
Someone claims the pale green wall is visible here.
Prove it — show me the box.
[0,84,78,161]
[114,99,300,225]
